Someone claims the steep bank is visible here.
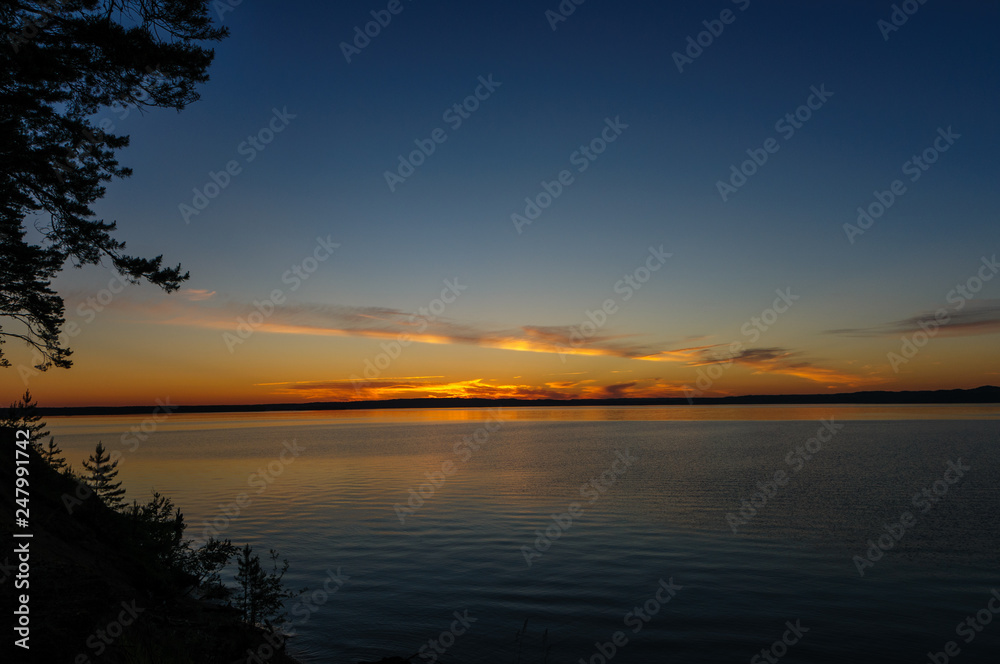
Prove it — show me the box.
[2,427,301,664]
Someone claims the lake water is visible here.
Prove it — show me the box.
[48,406,1000,663]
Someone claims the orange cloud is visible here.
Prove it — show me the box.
[84,296,690,361]
[84,295,883,389]
[255,376,696,402]
[258,377,574,401]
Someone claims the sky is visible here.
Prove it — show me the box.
[5,0,1000,407]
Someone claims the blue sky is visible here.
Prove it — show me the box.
[9,0,998,405]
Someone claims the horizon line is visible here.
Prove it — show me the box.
[34,385,1000,416]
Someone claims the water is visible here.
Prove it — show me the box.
[48,406,1000,663]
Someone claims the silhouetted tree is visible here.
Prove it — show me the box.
[120,488,237,595]
[3,389,68,470]
[126,490,185,565]
[39,436,67,471]
[81,441,126,508]
[1,389,49,445]
[180,536,238,597]
[1,1,228,369]
[233,544,299,628]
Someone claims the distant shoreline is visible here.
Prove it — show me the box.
[37,386,1000,416]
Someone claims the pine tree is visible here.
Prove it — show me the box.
[234,544,297,628]
[1,1,228,369]
[81,441,126,509]
[39,437,67,471]
[181,537,238,598]
[235,544,267,627]
[127,491,186,566]
[2,389,50,450]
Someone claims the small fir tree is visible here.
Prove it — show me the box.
[81,441,126,508]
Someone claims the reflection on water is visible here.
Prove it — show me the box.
[46,403,1000,437]
[47,407,1000,663]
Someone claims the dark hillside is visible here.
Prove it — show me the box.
[2,427,300,663]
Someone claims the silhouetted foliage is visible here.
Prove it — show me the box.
[39,436,67,470]
[122,489,238,595]
[126,490,185,564]
[1,1,227,369]
[180,536,239,597]
[233,544,300,629]
[3,389,68,470]
[81,440,126,508]
[1,389,49,447]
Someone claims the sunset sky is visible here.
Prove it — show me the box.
[6,0,999,407]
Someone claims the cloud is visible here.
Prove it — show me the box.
[639,344,727,362]
[180,289,217,301]
[99,294,879,387]
[256,376,697,402]
[595,381,638,398]
[258,377,579,401]
[682,346,882,387]
[828,300,1000,338]
[688,347,789,367]
[100,295,708,361]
